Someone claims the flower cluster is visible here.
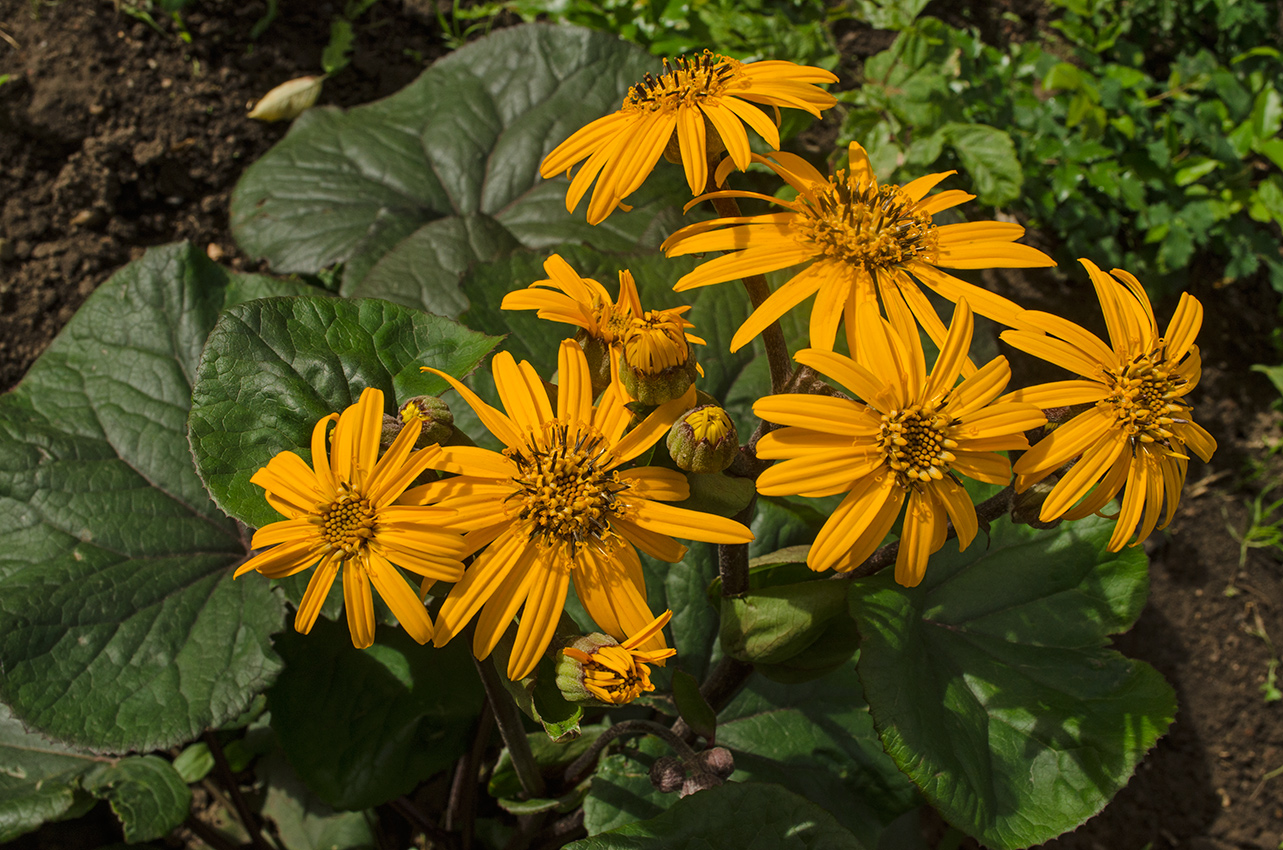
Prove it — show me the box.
[238,50,1214,692]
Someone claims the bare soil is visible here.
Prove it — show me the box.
[1,3,1281,849]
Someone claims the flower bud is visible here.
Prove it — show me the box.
[618,310,699,406]
[667,405,738,473]
[696,746,735,779]
[398,395,454,447]
[555,611,677,706]
[1010,478,1063,530]
[649,756,685,793]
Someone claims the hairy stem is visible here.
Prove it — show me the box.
[473,655,546,799]
[564,719,699,785]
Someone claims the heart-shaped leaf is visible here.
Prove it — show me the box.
[231,24,688,303]
[268,618,484,810]
[187,295,501,530]
[574,782,865,849]
[850,514,1175,849]
[0,243,301,753]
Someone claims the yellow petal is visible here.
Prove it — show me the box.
[295,554,341,633]
[367,550,434,644]
[627,499,753,544]
[808,473,899,571]
[508,556,572,679]
[343,559,376,649]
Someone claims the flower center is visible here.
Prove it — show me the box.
[623,52,740,113]
[320,488,375,555]
[508,422,627,550]
[624,311,690,375]
[1103,347,1187,447]
[794,177,938,270]
[878,405,957,487]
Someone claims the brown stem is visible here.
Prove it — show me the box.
[705,192,794,395]
[671,656,756,742]
[390,797,457,850]
[472,655,546,799]
[564,720,699,786]
[445,707,494,850]
[531,809,586,850]
[183,813,241,850]
[717,498,756,598]
[203,731,271,850]
[835,485,1016,581]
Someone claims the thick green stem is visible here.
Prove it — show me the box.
[473,655,546,799]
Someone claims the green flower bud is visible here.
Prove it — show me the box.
[618,310,698,405]
[556,610,676,705]
[667,405,738,473]
[398,395,454,447]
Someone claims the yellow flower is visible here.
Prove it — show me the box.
[1001,260,1216,551]
[540,53,837,224]
[235,388,467,648]
[753,300,1045,587]
[662,141,1056,356]
[408,341,754,680]
[500,254,705,392]
[560,610,678,705]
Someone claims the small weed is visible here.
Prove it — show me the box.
[1243,603,1283,705]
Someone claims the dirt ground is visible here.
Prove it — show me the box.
[1,2,1281,849]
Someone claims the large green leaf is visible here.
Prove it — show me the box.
[82,756,191,843]
[573,782,864,849]
[231,24,686,304]
[187,295,501,530]
[0,243,298,753]
[582,663,917,846]
[1,701,189,844]
[268,618,484,811]
[850,515,1175,849]
[0,704,100,841]
[259,751,376,850]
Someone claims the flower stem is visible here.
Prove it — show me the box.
[472,655,546,799]
[563,719,699,785]
[202,731,272,850]
[702,185,793,395]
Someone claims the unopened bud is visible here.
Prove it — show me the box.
[667,405,737,473]
[556,611,676,706]
[619,310,698,406]
[1011,478,1063,530]
[399,396,454,447]
[555,632,622,704]
[649,756,685,793]
[696,746,735,779]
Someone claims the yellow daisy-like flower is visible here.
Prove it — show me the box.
[662,141,1056,356]
[754,300,1045,586]
[1001,260,1217,551]
[560,610,678,705]
[408,340,753,680]
[235,388,467,648]
[500,254,705,392]
[540,53,838,224]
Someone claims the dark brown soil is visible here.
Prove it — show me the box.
[2,3,1281,850]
